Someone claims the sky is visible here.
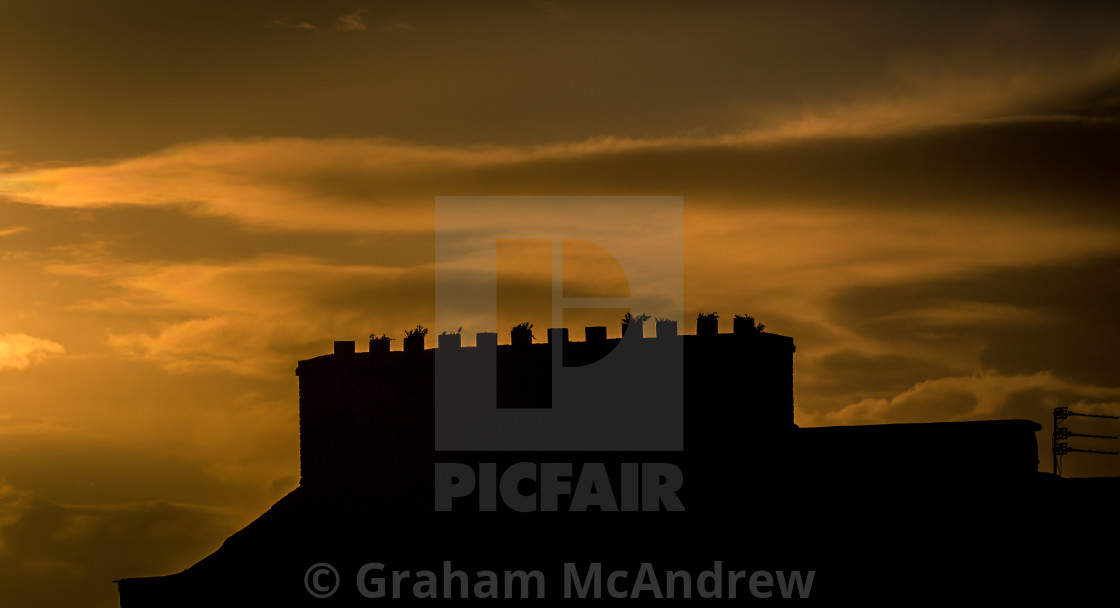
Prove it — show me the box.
[2,1,1120,605]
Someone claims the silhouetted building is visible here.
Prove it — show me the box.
[297,322,796,507]
[117,318,1101,605]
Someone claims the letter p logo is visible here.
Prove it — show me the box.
[434,197,683,451]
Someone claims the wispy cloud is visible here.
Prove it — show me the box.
[335,9,369,32]
[871,301,1049,327]
[813,370,1120,426]
[3,112,1119,234]
[0,334,64,371]
[2,126,1118,373]
[267,17,316,30]
[0,226,29,237]
[43,255,430,374]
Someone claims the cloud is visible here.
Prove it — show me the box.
[0,356,300,506]
[0,334,64,371]
[824,255,1120,389]
[872,301,1049,327]
[0,226,29,237]
[267,17,316,30]
[798,348,960,405]
[3,117,1120,236]
[0,413,74,440]
[0,481,237,607]
[2,122,1116,381]
[335,9,368,31]
[814,370,1120,427]
[0,137,532,233]
[41,255,432,375]
[2,3,1120,165]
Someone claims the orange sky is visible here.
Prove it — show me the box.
[2,1,1120,605]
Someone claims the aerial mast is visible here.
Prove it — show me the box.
[1051,406,1118,477]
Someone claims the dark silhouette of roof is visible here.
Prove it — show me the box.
[115,321,1120,604]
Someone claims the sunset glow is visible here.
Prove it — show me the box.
[2,1,1120,605]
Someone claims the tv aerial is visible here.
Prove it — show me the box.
[1052,406,1118,477]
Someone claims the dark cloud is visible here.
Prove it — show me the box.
[0,435,251,506]
[828,255,1120,388]
[1,1,1118,162]
[458,119,1120,212]
[1030,73,1120,119]
[10,117,1120,238]
[0,483,237,608]
[800,349,959,414]
[6,200,431,268]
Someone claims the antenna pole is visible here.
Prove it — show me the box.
[1052,406,1119,477]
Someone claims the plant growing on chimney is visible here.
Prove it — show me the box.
[696,312,719,335]
[440,326,463,336]
[622,312,651,325]
[402,324,429,352]
[511,322,534,340]
[622,312,650,336]
[654,316,678,338]
[368,332,394,354]
[734,314,765,332]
